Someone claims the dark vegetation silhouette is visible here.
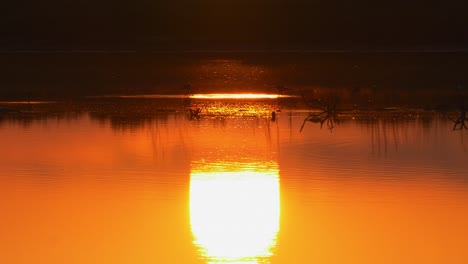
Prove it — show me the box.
[0,107,18,114]
[1,84,468,135]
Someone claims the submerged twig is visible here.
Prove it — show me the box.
[450,90,467,130]
[190,108,201,120]
[451,110,467,130]
[300,96,340,132]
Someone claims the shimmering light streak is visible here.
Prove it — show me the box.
[190,93,282,99]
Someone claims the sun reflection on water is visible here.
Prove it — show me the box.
[190,93,291,99]
[190,162,280,264]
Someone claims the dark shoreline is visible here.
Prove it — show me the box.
[1,52,467,108]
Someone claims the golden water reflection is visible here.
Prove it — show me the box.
[190,93,280,99]
[190,161,280,264]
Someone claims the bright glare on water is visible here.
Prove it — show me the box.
[190,162,280,263]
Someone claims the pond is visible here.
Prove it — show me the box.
[1,96,467,264]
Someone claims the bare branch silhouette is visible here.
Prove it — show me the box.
[450,90,467,130]
[300,94,340,132]
[451,110,467,130]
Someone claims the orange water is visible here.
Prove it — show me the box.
[1,108,467,264]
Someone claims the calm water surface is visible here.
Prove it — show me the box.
[1,100,467,264]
